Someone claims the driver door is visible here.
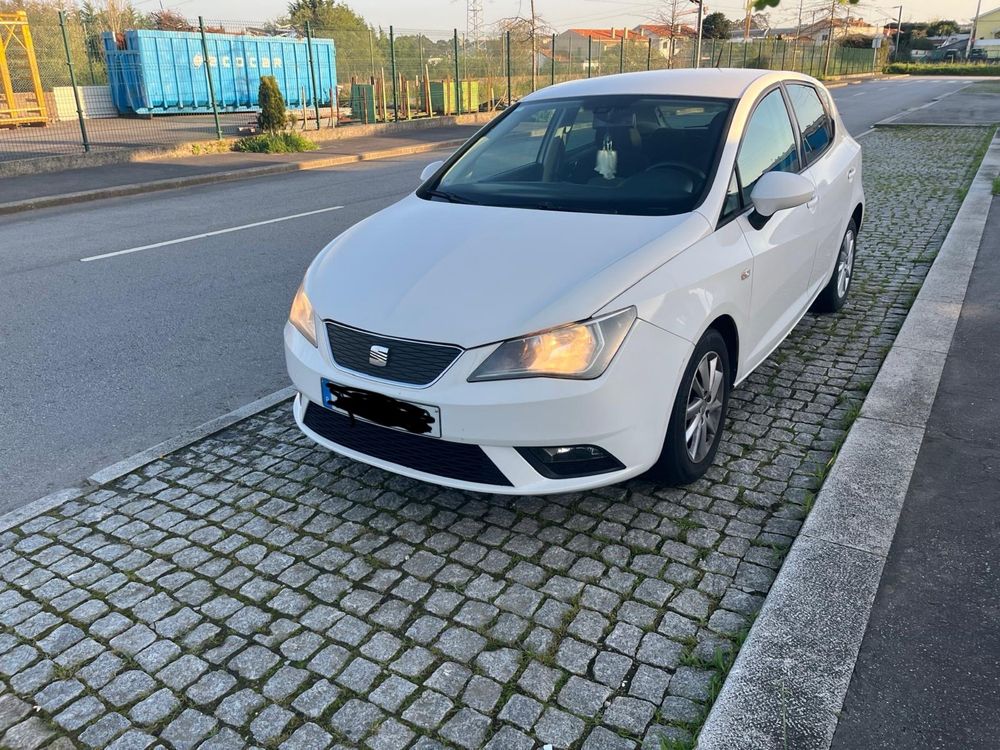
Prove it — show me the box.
[732,88,817,372]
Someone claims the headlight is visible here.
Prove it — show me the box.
[469,307,636,382]
[289,282,317,346]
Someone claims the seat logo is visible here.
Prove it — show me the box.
[369,345,390,367]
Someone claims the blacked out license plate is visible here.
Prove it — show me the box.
[320,378,441,438]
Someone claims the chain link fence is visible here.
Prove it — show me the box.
[1,9,892,165]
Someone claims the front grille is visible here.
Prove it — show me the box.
[303,402,512,486]
[325,322,462,386]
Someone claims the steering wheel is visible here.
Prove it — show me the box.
[645,161,706,183]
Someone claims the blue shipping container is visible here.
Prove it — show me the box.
[104,29,336,115]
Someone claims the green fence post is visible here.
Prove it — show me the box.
[389,26,399,122]
[452,29,461,114]
[305,21,320,130]
[506,31,512,104]
[588,35,593,77]
[551,33,556,86]
[647,38,652,70]
[198,17,222,140]
[59,10,89,152]
[619,37,624,73]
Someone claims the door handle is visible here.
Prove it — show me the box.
[806,196,819,211]
[847,168,856,182]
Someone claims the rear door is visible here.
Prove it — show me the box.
[784,82,853,294]
[731,87,818,372]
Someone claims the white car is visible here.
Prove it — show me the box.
[285,68,863,495]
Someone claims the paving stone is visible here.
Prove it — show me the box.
[668,667,715,702]
[370,674,418,712]
[250,704,294,745]
[187,670,237,703]
[330,699,382,743]
[79,713,130,748]
[105,729,156,750]
[636,633,684,670]
[53,695,104,732]
[196,726,245,750]
[628,665,671,704]
[157,654,208,690]
[534,706,586,748]
[483,726,535,750]
[336,656,381,692]
[100,670,157,708]
[162,708,217,750]
[594,651,633,689]
[604,696,656,734]
[229,645,279,681]
[1,716,54,750]
[292,679,340,719]
[439,708,491,749]
[558,675,612,716]
[279,721,333,750]
[0,695,32,733]
[401,690,452,730]
[34,679,84,712]
[498,694,543,730]
[215,688,265,726]
[263,665,310,702]
[426,661,472,698]
[582,726,638,750]
[365,718,413,750]
[129,688,179,727]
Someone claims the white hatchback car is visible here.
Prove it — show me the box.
[285,68,863,495]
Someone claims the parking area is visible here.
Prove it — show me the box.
[0,124,990,750]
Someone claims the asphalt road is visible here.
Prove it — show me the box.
[0,76,978,512]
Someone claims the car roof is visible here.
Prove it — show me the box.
[520,68,806,102]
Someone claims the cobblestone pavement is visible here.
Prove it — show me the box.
[0,126,990,750]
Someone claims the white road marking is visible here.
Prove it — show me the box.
[856,128,876,138]
[80,205,345,262]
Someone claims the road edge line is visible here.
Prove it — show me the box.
[0,139,466,217]
[0,387,295,534]
[697,129,1000,749]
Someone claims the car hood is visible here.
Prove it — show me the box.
[306,194,711,348]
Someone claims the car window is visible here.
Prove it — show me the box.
[426,95,734,216]
[786,84,833,166]
[563,109,595,151]
[735,89,799,204]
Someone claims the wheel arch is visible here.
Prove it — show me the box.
[851,202,864,235]
[706,314,740,383]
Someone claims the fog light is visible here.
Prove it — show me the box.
[516,445,625,479]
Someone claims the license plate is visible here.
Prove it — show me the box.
[320,378,441,438]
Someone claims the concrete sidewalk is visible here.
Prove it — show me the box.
[0,125,480,214]
[830,194,1000,749]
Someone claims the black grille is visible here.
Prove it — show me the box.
[303,402,512,486]
[325,322,462,386]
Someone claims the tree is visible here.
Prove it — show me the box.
[286,1,377,85]
[926,20,959,37]
[701,12,733,40]
[150,9,193,31]
[258,76,286,132]
[753,0,857,9]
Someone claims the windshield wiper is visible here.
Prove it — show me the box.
[425,189,474,204]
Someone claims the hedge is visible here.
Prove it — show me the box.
[884,63,1000,76]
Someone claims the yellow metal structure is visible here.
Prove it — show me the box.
[1,11,48,127]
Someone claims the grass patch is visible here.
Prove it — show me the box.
[232,131,318,154]
[884,63,1000,76]
[993,176,1000,196]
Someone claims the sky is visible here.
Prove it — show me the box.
[145,0,988,32]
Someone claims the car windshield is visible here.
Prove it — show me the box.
[423,94,734,216]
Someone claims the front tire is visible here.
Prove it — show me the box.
[646,329,731,486]
[812,219,857,313]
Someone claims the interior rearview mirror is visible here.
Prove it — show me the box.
[749,171,815,221]
[420,160,445,182]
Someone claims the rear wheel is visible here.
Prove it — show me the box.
[646,329,731,485]
[812,219,857,313]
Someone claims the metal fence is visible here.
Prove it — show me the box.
[1,10,892,165]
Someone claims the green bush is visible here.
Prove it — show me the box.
[884,63,1000,76]
[232,132,318,153]
[257,75,287,133]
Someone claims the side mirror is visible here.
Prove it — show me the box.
[419,160,445,182]
[749,171,815,219]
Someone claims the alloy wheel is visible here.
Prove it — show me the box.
[836,229,855,299]
[684,352,725,463]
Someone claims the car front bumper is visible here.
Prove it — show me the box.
[284,319,692,495]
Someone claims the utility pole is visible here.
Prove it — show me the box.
[794,0,804,39]
[695,0,704,68]
[743,0,752,42]
[530,0,538,92]
[892,5,903,62]
[466,0,484,50]
[966,0,983,60]
[823,0,836,77]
